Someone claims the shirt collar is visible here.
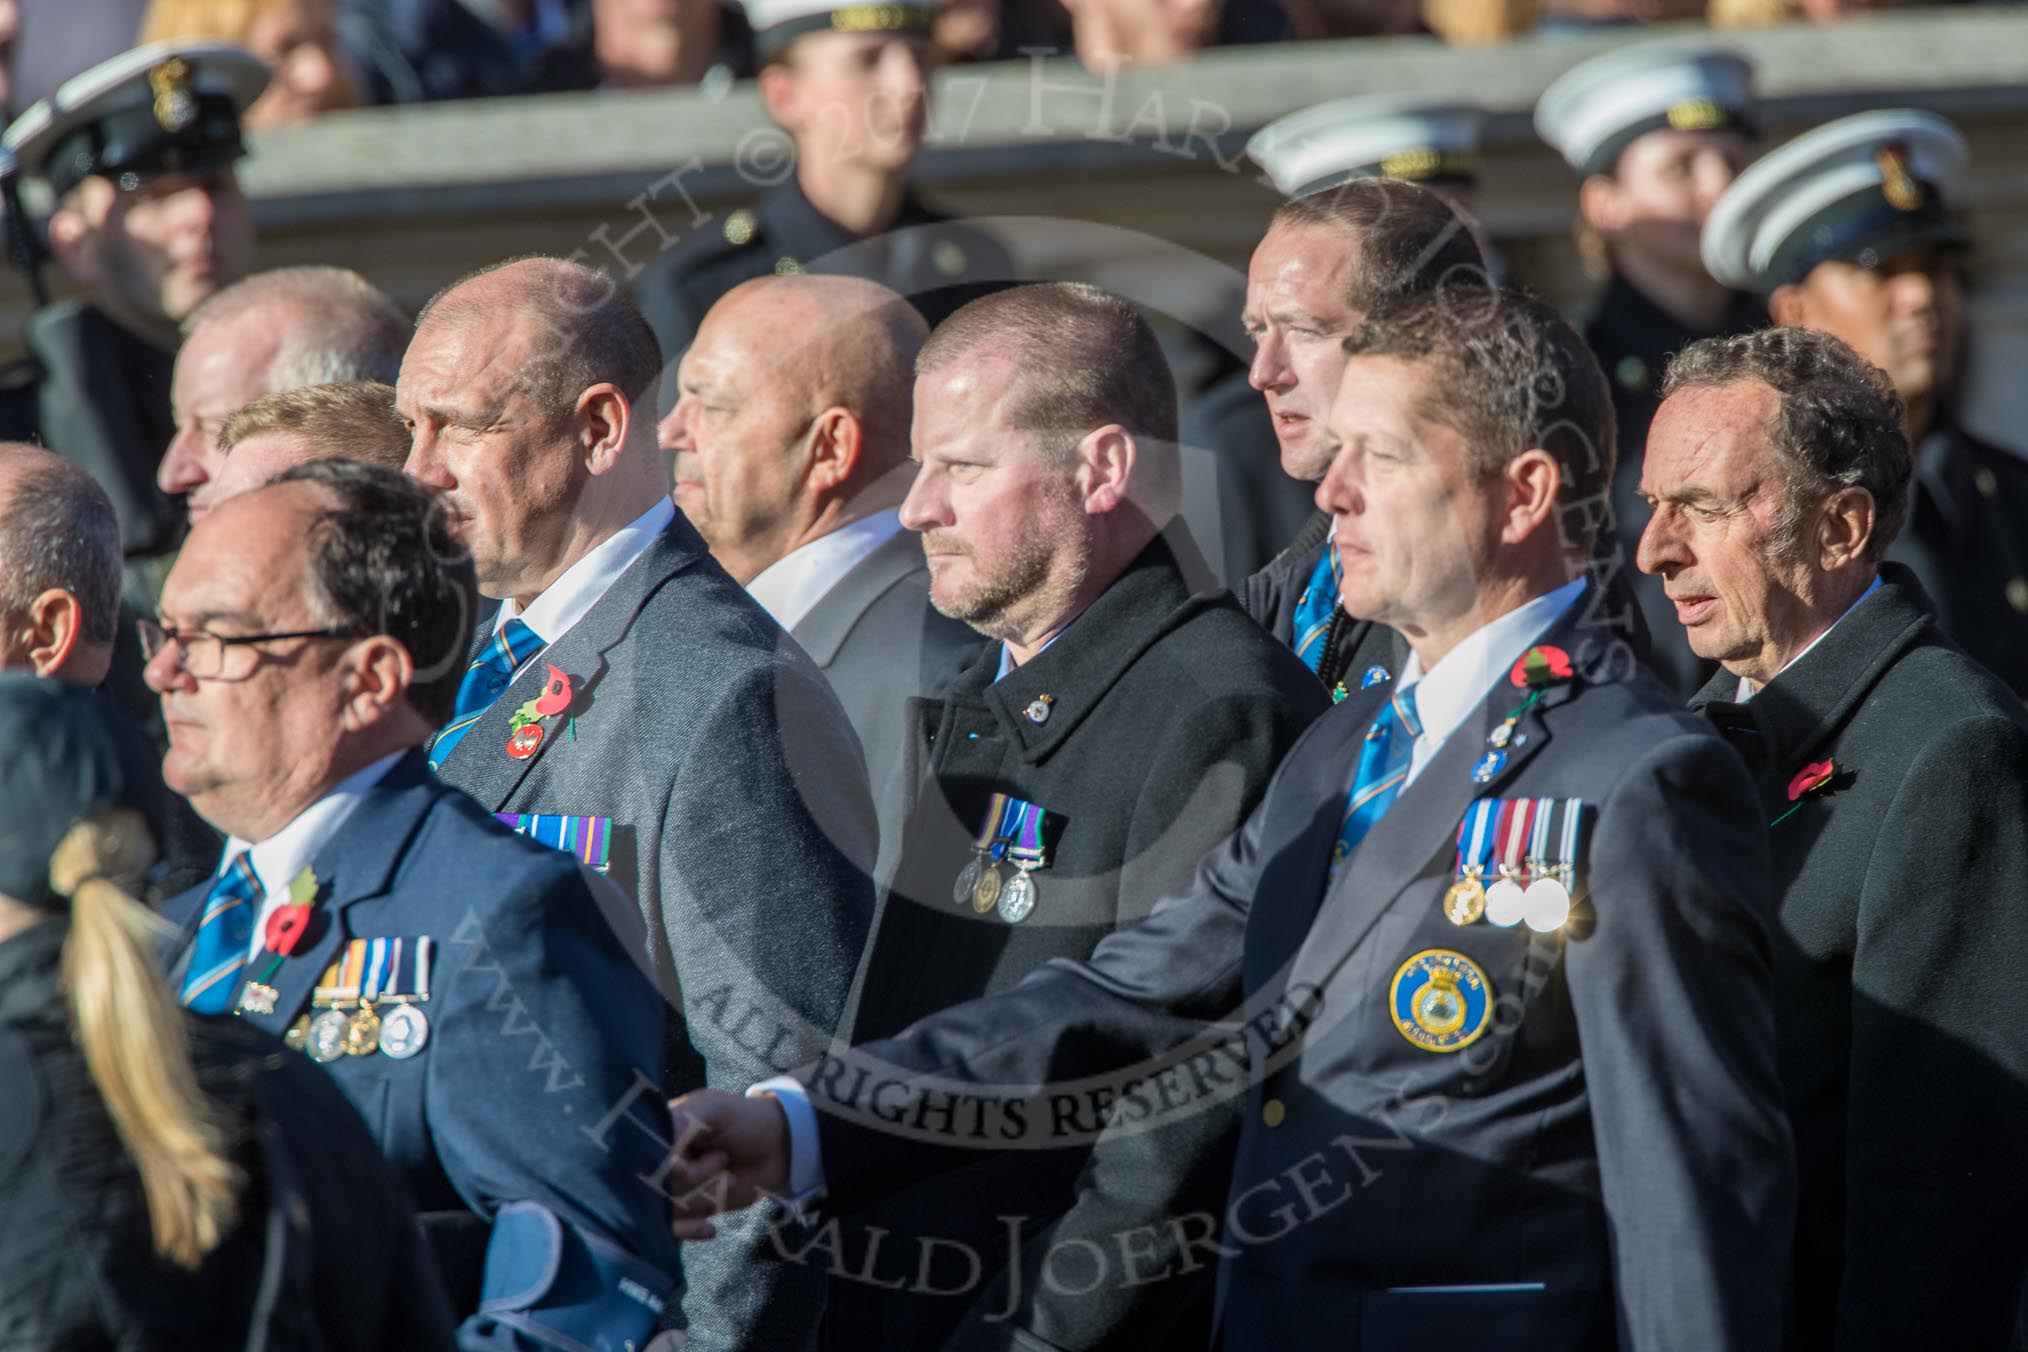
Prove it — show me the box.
[746,508,905,632]
[222,750,408,896]
[496,498,674,644]
[1734,573,1882,702]
[1396,575,1587,786]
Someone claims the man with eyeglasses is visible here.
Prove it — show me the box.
[146,459,681,1352]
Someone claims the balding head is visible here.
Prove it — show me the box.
[400,257,669,606]
[0,443,122,685]
[663,275,928,585]
[163,267,414,524]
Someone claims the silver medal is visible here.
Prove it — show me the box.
[997,869,1037,924]
[953,854,984,907]
[1484,876,1527,928]
[1522,877,1572,932]
[378,1003,431,1059]
[306,1009,351,1063]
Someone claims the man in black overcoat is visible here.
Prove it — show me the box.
[1639,325,2028,1351]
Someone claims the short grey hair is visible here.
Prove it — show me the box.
[0,448,123,646]
[184,266,411,388]
[1662,328,1910,564]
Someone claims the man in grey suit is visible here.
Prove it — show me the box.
[398,257,877,1352]
[661,274,984,883]
[668,287,1796,1352]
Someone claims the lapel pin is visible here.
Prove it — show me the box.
[1024,693,1055,726]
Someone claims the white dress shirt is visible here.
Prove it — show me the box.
[745,508,906,632]
[496,497,676,649]
[1734,574,1882,702]
[223,751,407,961]
[1393,575,1587,788]
[755,574,1587,1203]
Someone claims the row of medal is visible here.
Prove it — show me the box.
[1443,795,1585,933]
[952,792,1050,925]
[278,936,435,1063]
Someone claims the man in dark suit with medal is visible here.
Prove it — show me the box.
[632,0,1013,369]
[403,256,877,1352]
[669,285,1795,1352]
[817,281,1325,1350]
[1639,325,2028,1351]
[148,461,679,1351]
[1703,108,2028,696]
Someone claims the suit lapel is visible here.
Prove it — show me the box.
[438,518,708,810]
[790,528,925,667]
[233,755,443,1038]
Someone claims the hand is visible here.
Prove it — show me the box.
[665,1088,791,1241]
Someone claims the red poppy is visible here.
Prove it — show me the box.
[1510,645,1575,689]
[265,904,312,957]
[1787,760,1836,802]
[534,665,573,717]
[507,723,545,759]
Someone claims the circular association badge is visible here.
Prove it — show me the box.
[1389,949,1494,1053]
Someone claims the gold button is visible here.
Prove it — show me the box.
[1976,467,1999,500]
[2007,577,2028,614]
[1262,1098,1285,1128]
[773,256,803,276]
[722,208,756,246]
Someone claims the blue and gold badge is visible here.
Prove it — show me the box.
[1389,949,1493,1053]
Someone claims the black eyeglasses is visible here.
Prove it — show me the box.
[138,620,360,679]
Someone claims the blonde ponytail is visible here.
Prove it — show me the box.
[50,810,243,1268]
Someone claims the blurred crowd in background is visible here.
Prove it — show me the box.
[0,0,1991,129]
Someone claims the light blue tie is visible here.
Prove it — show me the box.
[1290,546,1340,676]
[430,617,544,771]
[180,852,262,1015]
[1328,684,1422,883]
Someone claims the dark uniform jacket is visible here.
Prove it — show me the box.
[0,299,182,558]
[432,513,877,1352]
[0,918,457,1350]
[806,590,1796,1352]
[161,754,680,1352]
[1585,272,1765,698]
[1890,420,2028,696]
[832,529,1326,1352]
[633,178,1016,363]
[1690,567,2028,1352]
[1245,510,1652,698]
[787,525,986,888]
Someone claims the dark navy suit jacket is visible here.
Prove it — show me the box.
[162,752,680,1351]
[800,595,1797,1351]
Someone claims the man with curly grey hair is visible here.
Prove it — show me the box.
[1641,324,2028,1351]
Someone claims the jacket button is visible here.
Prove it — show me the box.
[1262,1098,1285,1128]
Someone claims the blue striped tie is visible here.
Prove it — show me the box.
[1328,685,1422,883]
[1290,546,1340,676]
[430,618,544,772]
[180,852,262,1015]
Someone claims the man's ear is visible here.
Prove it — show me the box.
[1074,424,1136,516]
[1767,283,1809,329]
[576,383,633,475]
[1576,174,1623,236]
[807,407,862,494]
[758,62,800,132]
[1501,448,1564,547]
[45,205,100,287]
[23,589,85,679]
[1814,485,1876,573]
[337,636,415,733]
